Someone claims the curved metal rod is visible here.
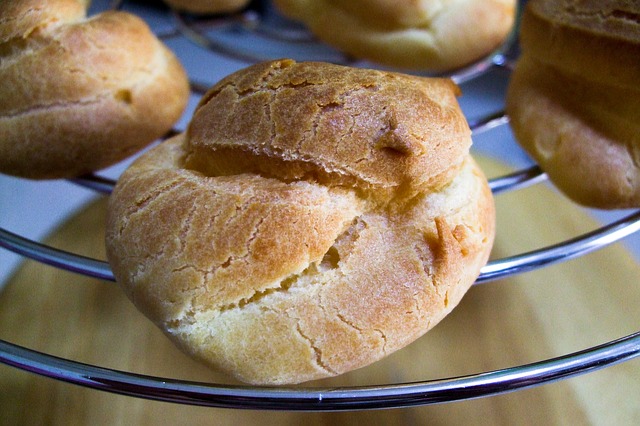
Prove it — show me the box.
[2,209,639,285]
[67,174,115,195]
[189,79,213,95]
[251,20,318,44]
[8,1,638,412]
[492,53,517,72]
[489,165,546,195]
[468,110,510,135]
[449,53,516,85]
[0,228,114,281]
[172,8,316,44]
[477,209,640,283]
[173,10,281,64]
[68,128,183,194]
[1,331,639,411]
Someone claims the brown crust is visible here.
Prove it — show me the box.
[0,0,190,179]
[519,0,640,88]
[186,59,471,202]
[0,0,86,43]
[506,0,640,209]
[273,0,516,72]
[106,60,495,385]
[162,0,250,14]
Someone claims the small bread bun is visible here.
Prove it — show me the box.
[163,0,250,14]
[506,0,640,209]
[273,0,516,72]
[0,0,190,179]
[106,59,495,385]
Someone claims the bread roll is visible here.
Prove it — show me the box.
[163,0,250,14]
[106,59,495,385]
[0,0,190,179]
[273,0,516,72]
[506,0,640,209]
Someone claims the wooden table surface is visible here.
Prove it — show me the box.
[1,157,639,425]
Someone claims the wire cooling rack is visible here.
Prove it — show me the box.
[1,0,639,411]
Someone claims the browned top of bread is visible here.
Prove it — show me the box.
[106,60,495,385]
[0,0,189,179]
[506,0,640,209]
[273,0,516,72]
[520,0,640,88]
[186,59,471,202]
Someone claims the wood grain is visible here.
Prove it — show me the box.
[1,156,639,425]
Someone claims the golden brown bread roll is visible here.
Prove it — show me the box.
[163,0,250,14]
[506,0,640,209]
[0,0,190,179]
[273,0,516,72]
[106,59,495,385]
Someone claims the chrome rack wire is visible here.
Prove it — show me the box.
[2,203,640,285]
[1,331,639,411]
[6,105,638,284]
[2,0,639,412]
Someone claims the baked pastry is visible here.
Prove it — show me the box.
[0,0,190,179]
[163,0,250,14]
[272,0,516,72]
[106,59,495,385]
[506,0,640,209]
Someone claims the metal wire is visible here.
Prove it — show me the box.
[2,206,639,285]
[489,165,546,194]
[477,209,640,283]
[1,331,638,410]
[0,228,113,281]
[1,0,639,411]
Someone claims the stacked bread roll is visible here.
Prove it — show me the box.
[273,0,516,72]
[0,0,190,179]
[106,59,495,385]
[163,0,250,14]
[506,0,640,209]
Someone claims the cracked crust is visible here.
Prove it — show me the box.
[186,59,471,202]
[506,0,640,208]
[0,0,190,179]
[272,0,515,72]
[106,60,495,385]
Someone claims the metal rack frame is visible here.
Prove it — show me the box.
[1,0,639,411]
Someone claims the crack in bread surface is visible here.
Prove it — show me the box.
[561,4,640,25]
[106,60,493,385]
[186,60,456,195]
[171,212,361,320]
[0,92,129,119]
[294,320,336,375]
